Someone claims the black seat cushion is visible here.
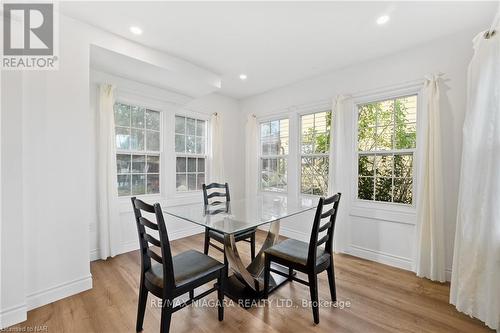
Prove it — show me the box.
[264,239,330,267]
[209,228,255,243]
[145,250,224,288]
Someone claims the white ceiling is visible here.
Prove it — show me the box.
[61,1,496,99]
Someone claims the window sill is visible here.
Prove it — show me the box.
[350,199,416,225]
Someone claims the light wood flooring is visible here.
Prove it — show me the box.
[9,231,493,333]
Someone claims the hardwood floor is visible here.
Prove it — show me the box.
[10,231,492,333]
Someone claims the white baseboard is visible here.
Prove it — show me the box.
[0,304,27,329]
[279,226,308,242]
[26,275,93,311]
[90,225,204,261]
[346,244,413,271]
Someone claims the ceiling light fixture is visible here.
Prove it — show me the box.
[376,15,390,25]
[129,26,143,35]
[239,74,247,80]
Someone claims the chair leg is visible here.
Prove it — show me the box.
[288,267,294,281]
[136,282,148,332]
[189,290,194,300]
[263,256,271,299]
[160,298,173,333]
[250,234,256,260]
[308,273,320,324]
[327,263,337,302]
[217,270,224,321]
[204,229,210,255]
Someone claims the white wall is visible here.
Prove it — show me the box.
[0,15,240,328]
[88,71,243,260]
[241,28,479,279]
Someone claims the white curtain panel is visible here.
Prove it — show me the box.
[414,74,446,282]
[245,114,258,199]
[330,95,352,253]
[450,26,500,331]
[210,112,225,183]
[97,84,121,260]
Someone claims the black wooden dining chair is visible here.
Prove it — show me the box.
[131,197,225,333]
[263,193,341,324]
[202,182,256,260]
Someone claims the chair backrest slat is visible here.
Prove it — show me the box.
[147,248,163,264]
[131,197,175,289]
[307,193,341,267]
[139,216,159,230]
[203,183,230,206]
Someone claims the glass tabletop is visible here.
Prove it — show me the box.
[163,195,317,234]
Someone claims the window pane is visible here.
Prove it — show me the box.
[196,119,205,137]
[132,155,146,173]
[176,157,186,172]
[197,173,205,190]
[314,131,330,154]
[188,174,197,191]
[114,103,130,127]
[375,155,393,177]
[186,118,196,135]
[394,178,413,204]
[270,120,279,137]
[175,116,185,134]
[395,96,417,123]
[375,177,392,202]
[377,100,394,126]
[187,157,196,172]
[146,110,160,130]
[176,174,187,191]
[195,137,204,154]
[115,127,130,150]
[116,154,131,174]
[261,122,271,138]
[358,104,376,128]
[376,126,393,150]
[197,158,205,172]
[147,174,160,194]
[117,175,131,196]
[301,157,328,196]
[131,106,145,128]
[301,114,314,136]
[175,134,185,153]
[358,127,375,151]
[394,154,413,178]
[186,135,196,153]
[358,155,375,177]
[132,174,146,195]
[395,123,416,149]
[147,155,160,173]
[146,131,160,151]
[130,129,144,151]
[358,177,374,200]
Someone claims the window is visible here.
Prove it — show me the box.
[114,102,161,196]
[357,95,417,204]
[300,111,331,196]
[175,115,207,192]
[259,119,289,192]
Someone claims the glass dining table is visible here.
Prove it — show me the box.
[163,195,317,304]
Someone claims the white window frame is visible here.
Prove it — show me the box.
[114,99,163,198]
[299,109,332,197]
[174,113,209,193]
[258,117,289,193]
[351,86,422,211]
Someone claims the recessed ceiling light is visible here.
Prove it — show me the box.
[239,74,247,80]
[129,26,143,35]
[376,15,390,25]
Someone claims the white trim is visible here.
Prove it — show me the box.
[280,226,309,242]
[346,245,413,271]
[350,205,416,225]
[26,275,93,311]
[0,304,27,329]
